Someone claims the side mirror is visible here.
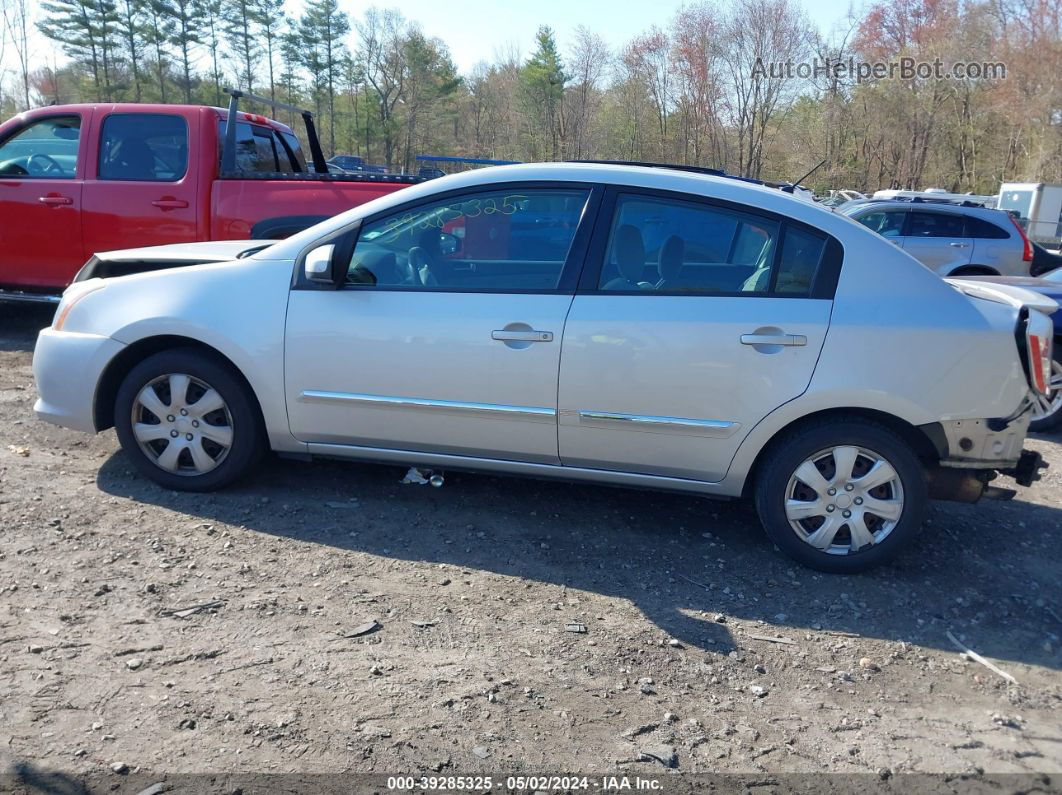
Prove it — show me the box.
[304,243,339,287]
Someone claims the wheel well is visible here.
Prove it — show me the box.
[949,265,998,276]
[741,407,942,499]
[93,335,264,432]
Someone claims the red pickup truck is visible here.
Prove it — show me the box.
[0,92,421,299]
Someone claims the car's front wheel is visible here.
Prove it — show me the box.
[1029,353,1062,433]
[754,418,927,573]
[114,348,264,491]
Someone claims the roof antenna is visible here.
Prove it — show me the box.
[781,159,827,193]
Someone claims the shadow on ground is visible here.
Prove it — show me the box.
[96,444,1062,671]
[0,303,55,353]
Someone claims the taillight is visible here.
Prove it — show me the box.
[1008,214,1034,263]
[1024,310,1054,395]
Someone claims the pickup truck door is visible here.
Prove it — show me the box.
[284,184,598,463]
[82,111,198,258]
[558,190,835,482]
[0,113,85,290]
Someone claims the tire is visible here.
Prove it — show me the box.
[754,418,928,574]
[948,266,997,277]
[114,348,265,491]
[1029,352,1062,433]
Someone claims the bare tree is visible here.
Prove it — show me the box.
[564,26,610,159]
[356,7,408,169]
[3,0,31,108]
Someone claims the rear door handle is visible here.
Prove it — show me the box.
[492,330,553,342]
[948,242,970,248]
[152,197,189,209]
[38,194,73,207]
[740,333,807,346]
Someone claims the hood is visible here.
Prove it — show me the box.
[945,277,1059,316]
[94,239,274,263]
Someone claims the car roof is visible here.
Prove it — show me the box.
[262,161,857,261]
[844,199,1001,216]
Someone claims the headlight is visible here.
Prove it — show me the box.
[53,282,106,331]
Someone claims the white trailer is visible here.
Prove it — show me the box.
[998,183,1062,249]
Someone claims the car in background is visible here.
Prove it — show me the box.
[33,162,1052,574]
[957,267,1062,431]
[0,93,422,300]
[328,155,365,171]
[841,199,1032,277]
[819,189,867,207]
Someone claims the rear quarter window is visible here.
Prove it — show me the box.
[964,216,1010,239]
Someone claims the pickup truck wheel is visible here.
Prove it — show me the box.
[1029,354,1062,432]
[114,349,264,491]
[754,420,927,573]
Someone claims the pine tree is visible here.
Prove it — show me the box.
[114,0,144,100]
[255,0,284,104]
[157,0,203,102]
[39,0,119,100]
[222,0,259,93]
[521,26,567,159]
[297,0,348,154]
[196,0,223,105]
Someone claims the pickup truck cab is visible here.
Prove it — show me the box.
[0,98,421,296]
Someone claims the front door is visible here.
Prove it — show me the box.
[558,190,836,482]
[900,210,972,273]
[82,111,198,257]
[0,114,85,289]
[285,184,597,463]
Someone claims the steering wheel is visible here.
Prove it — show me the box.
[26,153,63,176]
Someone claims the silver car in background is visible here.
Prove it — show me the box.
[841,199,1033,277]
[31,163,1054,574]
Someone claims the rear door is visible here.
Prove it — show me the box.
[558,189,838,482]
[901,210,972,273]
[82,111,198,256]
[0,113,85,289]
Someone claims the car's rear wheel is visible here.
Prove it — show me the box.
[114,348,264,491]
[754,419,927,573]
[1029,354,1062,433]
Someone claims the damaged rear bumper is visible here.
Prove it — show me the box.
[922,409,1047,502]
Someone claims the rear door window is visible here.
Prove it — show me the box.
[907,211,966,238]
[220,121,295,173]
[0,115,81,178]
[98,113,188,182]
[598,194,780,293]
[964,216,1009,239]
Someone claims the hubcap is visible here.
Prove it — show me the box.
[131,373,233,476]
[1030,360,1062,423]
[784,445,904,555]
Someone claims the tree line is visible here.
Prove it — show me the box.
[1,0,1060,193]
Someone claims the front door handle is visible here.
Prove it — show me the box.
[38,194,73,207]
[492,329,553,342]
[152,197,189,210]
[740,333,807,346]
[948,242,969,248]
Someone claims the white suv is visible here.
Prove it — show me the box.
[32,163,1054,573]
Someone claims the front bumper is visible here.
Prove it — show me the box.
[33,328,125,433]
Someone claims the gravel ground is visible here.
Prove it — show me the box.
[0,302,1060,791]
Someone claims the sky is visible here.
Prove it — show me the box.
[18,0,865,78]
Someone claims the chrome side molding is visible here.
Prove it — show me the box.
[299,390,555,421]
[577,410,739,437]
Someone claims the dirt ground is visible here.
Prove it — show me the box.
[0,302,1060,792]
